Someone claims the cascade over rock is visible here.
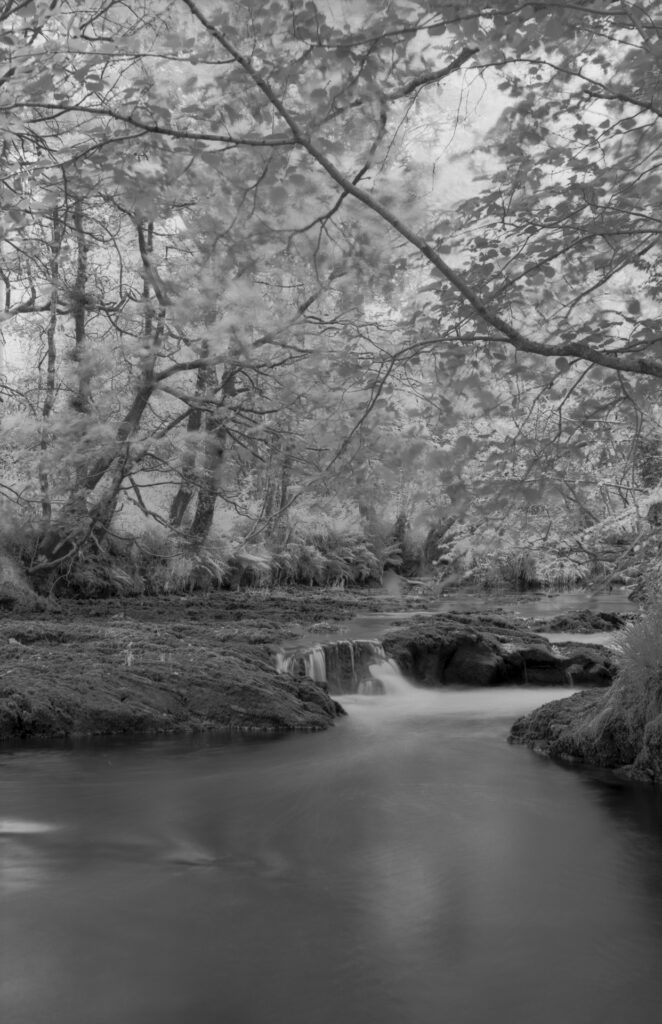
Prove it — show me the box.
[276,612,618,693]
[277,640,406,695]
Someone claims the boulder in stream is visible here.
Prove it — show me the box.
[380,613,577,688]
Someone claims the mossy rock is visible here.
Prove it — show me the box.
[0,617,343,740]
[382,613,571,687]
[509,680,662,779]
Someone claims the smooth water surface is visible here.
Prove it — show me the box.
[309,587,635,648]
[3,685,662,1024]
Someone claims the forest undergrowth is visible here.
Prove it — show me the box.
[0,505,624,601]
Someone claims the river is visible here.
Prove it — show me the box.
[4,679,662,1024]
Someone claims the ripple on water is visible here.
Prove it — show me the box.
[0,818,58,835]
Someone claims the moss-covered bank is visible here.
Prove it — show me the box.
[0,590,366,742]
[508,604,662,782]
[509,680,662,783]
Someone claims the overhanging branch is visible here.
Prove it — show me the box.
[179,0,662,382]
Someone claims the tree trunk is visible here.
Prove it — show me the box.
[38,207,63,522]
[188,364,227,546]
[71,196,91,415]
[169,356,207,529]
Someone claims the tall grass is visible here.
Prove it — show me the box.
[611,602,662,689]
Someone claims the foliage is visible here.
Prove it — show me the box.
[453,547,588,592]
[3,1,662,590]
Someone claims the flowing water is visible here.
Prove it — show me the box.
[4,681,662,1024]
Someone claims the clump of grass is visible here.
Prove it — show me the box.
[611,602,662,689]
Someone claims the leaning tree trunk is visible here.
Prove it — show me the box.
[33,220,167,572]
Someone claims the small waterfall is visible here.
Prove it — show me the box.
[277,645,328,683]
[306,645,327,683]
[277,639,412,695]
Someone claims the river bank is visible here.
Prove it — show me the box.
[0,585,627,743]
[509,672,662,783]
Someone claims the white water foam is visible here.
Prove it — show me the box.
[366,657,414,696]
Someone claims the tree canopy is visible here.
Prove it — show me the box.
[2,0,662,592]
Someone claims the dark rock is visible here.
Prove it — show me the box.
[529,609,631,633]
[553,642,616,687]
[381,613,571,687]
[511,644,572,686]
[443,641,503,686]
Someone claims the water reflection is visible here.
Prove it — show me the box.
[3,688,662,1024]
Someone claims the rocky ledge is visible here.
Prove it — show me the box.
[0,610,344,742]
[381,612,615,688]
